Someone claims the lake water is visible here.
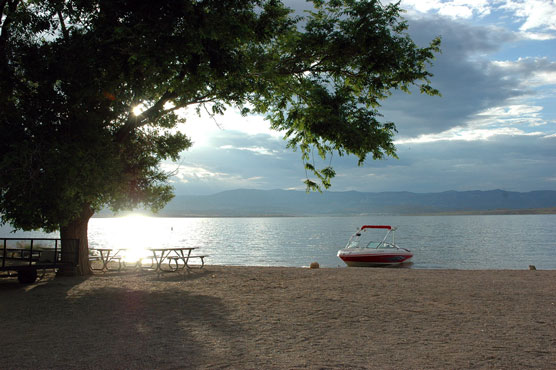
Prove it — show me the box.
[2,215,555,269]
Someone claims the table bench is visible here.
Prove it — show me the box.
[166,255,208,270]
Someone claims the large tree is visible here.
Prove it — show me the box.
[0,0,440,274]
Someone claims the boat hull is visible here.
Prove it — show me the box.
[338,249,413,267]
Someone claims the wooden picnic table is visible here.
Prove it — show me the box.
[88,247,207,274]
[89,248,123,272]
[148,247,197,272]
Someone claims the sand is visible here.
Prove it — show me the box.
[1,266,555,369]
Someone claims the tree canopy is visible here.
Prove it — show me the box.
[1,0,439,272]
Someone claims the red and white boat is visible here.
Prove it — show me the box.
[337,225,413,267]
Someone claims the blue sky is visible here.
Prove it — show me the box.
[164,0,556,195]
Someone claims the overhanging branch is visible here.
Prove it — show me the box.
[115,90,214,143]
[1,0,20,47]
[115,90,176,142]
[0,0,20,95]
[57,9,69,39]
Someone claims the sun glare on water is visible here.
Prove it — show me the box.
[108,214,159,263]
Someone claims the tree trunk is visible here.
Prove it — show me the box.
[58,204,94,276]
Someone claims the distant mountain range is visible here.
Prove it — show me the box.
[138,189,556,217]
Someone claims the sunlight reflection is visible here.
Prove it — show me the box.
[105,214,159,262]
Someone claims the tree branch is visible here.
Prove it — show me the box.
[0,0,20,47]
[202,103,223,129]
[161,96,214,115]
[57,9,69,39]
[115,90,214,143]
[115,90,176,142]
[0,0,20,95]
[0,0,9,19]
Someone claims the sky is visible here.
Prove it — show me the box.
[164,0,556,195]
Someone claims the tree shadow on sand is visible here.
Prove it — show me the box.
[0,270,247,369]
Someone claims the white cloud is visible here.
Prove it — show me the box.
[396,99,551,144]
[162,162,270,190]
[476,104,543,117]
[438,4,473,18]
[160,163,224,183]
[400,0,556,35]
[475,104,545,127]
[518,31,556,40]
[395,126,540,144]
[491,57,556,87]
[177,104,279,147]
[501,0,556,31]
[399,0,492,19]
[219,145,278,156]
[531,70,556,86]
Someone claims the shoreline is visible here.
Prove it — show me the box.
[1,266,555,369]
[92,208,556,218]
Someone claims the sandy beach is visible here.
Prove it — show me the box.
[1,266,555,369]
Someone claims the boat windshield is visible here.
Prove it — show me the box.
[345,227,397,249]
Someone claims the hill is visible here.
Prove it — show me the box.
[151,189,556,217]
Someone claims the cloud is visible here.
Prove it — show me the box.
[177,105,278,147]
[475,103,547,126]
[392,95,553,144]
[160,163,227,183]
[395,126,543,145]
[399,0,556,35]
[219,145,279,156]
[330,134,556,192]
[491,57,556,87]
[377,14,556,144]
[399,0,492,19]
[518,31,556,40]
[170,130,308,194]
[162,161,274,193]
[500,0,556,32]
[379,17,523,138]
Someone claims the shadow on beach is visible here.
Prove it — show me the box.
[0,269,246,369]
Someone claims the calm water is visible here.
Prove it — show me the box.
[2,215,555,269]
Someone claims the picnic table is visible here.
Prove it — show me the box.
[149,247,196,272]
[89,248,123,272]
[89,247,208,273]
